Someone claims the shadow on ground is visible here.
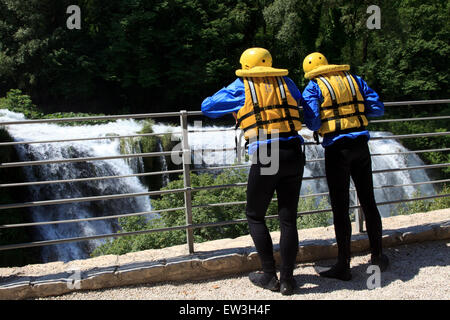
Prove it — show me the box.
[293,240,449,296]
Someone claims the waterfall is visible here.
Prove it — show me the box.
[0,109,436,262]
[120,137,145,176]
[301,130,436,217]
[152,124,436,217]
[0,109,152,262]
[156,140,170,187]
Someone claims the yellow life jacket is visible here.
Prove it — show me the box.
[315,71,368,136]
[236,76,302,140]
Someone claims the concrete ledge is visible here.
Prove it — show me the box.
[0,209,449,300]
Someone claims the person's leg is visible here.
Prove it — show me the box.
[275,145,304,288]
[350,142,389,271]
[319,144,352,280]
[246,158,279,290]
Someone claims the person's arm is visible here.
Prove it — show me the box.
[283,76,302,104]
[201,78,245,119]
[353,75,384,118]
[302,81,322,131]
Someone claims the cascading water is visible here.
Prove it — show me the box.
[0,109,436,263]
[156,140,170,187]
[301,130,436,217]
[0,109,152,262]
[152,124,436,217]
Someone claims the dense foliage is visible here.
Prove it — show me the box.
[0,0,448,114]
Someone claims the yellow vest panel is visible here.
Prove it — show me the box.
[315,71,368,136]
[237,76,302,139]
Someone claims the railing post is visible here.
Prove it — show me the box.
[354,188,365,233]
[180,110,194,254]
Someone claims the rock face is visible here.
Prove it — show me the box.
[0,209,449,300]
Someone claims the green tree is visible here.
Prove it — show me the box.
[360,0,449,100]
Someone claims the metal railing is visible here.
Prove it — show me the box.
[0,99,449,255]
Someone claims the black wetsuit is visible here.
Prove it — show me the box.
[245,138,305,280]
[324,135,383,267]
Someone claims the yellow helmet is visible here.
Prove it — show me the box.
[302,52,328,74]
[239,48,273,70]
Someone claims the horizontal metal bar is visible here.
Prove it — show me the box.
[373,162,449,174]
[370,131,450,141]
[199,147,237,153]
[0,169,184,188]
[0,207,185,229]
[0,193,447,251]
[1,100,448,127]
[370,147,450,157]
[371,115,450,124]
[0,131,181,147]
[375,193,450,206]
[191,164,250,172]
[0,188,187,210]
[191,182,247,192]
[192,200,247,209]
[0,112,185,126]
[383,99,450,107]
[188,128,235,133]
[373,178,450,190]
[0,150,182,169]
[0,224,192,251]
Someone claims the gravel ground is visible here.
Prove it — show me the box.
[37,240,449,300]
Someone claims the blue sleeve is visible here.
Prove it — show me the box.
[353,75,384,118]
[283,76,302,103]
[201,78,245,119]
[302,81,323,131]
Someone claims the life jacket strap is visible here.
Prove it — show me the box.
[276,76,296,132]
[318,76,341,132]
[247,77,264,129]
[345,72,365,128]
[236,104,300,127]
